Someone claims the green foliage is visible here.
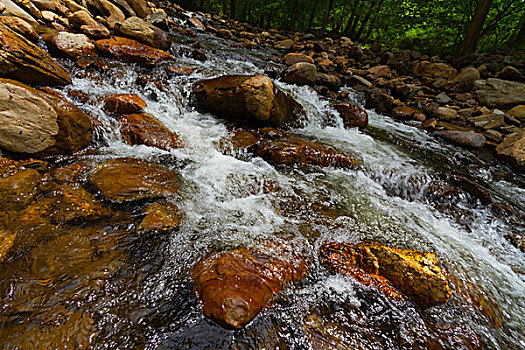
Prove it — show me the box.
[175,0,525,54]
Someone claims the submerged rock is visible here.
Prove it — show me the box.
[192,245,308,329]
[103,93,147,114]
[0,168,41,211]
[0,23,71,86]
[138,202,181,232]
[94,36,174,66]
[192,75,305,127]
[118,113,183,151]
[0,79,92,155]
[321,242,453,309]
[89,158,179,202]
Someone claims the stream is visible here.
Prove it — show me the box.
[0,28,524,349]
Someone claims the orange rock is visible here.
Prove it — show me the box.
[118,113,183,151]
[103,93,147,114]
[332,102,368,129]
[43,32,97,59]
[94,36,174,66]
[192,246,308,329]
[321,242,453,309]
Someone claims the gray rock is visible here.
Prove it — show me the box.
[433,130,486,148]
[475,78,525,109]
[283,62,317,86]
[435,92,451,104]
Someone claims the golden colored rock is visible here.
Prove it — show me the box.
[321,242,453,309]
[0,168,41,211]
[94,36,175,66]
[138,202,181,232]
[103,93,147,114]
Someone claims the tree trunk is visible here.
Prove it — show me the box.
[343,0,360,37]
[321,0,335,37]
[265,10,273,30]
[363,0,385,42]
[230,0,236,18]
[307,0,320,31]
[459,0,494,55]
[242,0,249,20]
[221,0,228,17]
[355,0,377,42]
[291,0,299,32]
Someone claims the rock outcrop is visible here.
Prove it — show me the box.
[0,23,71,86]
[474,79,525,109]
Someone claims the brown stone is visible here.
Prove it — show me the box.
[192,246,308,329]
[118,16,170,50]
[94,36,175,66]
[125,0,153,18]
[496,132,525,171]
[103,93,147,114]
[0,16,38,42]
[118,113,183,151]
[283,62,317,86]
[320,242,453,309]
[0,79,92,155]
[85,0,125,29]
[273,39,293,50]
[392,106,415,121]
[0,168,41,211]
[43,32,97,59]
[283,53,314,66]
[138,202,181,232]
[68,10,98,28]
[413,61,457,80]
[367,65,392,79]
[0,22,71,86]
[89,158,180,202]
[475,79,525,109]
[192,75,305,127]
[332,102,368,129]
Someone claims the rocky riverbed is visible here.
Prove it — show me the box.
[0,0,524,349]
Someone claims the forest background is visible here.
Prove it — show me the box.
[173,0,525,55]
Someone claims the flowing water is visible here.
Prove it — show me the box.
[0,28,524,349]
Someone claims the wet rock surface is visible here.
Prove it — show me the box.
[0,22,71,86]
[193,75,305,127]
[89,158,179,202]
[94,36,174,66]
[192,245,308,329]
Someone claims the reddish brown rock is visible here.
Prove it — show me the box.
[0,168,41,211]
[118,113,183,151]
[392,106,416,121]
[94,36,175,66]
[193,75,305,127]
[332,102,368,129]
[413,61,457,80]
[103,93,147,114]
[192,246,308,329]
[496,132,525,171]
[43,32,97,59]
[188,17,205,30]
[0,16,39,42]
[321,242,453,309]
[253,132,360,169]
[138,202,181,232]
[283,53,314,66]
[89,158,180,202]
[117,16,170,50]
[0,22,71,86]
[366,88,396,115]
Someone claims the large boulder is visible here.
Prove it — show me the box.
[89,158,180,202]
[283,62,316,86]
[0,23,71,86]
[118,112,184,151]
[192,245,308,329]
[474,78,525,109]
[117,16,170,50]
[320,242,453,309]
[192,75,305,127]
[1,0,39,26]
[283,53,314,66]
[331,102,368,129]
[496,132,525,171]
[43,32,97,59]
[0,16,38,42]
[94,36,175,66]
[413,61,457,80]
[0,79,93,155]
